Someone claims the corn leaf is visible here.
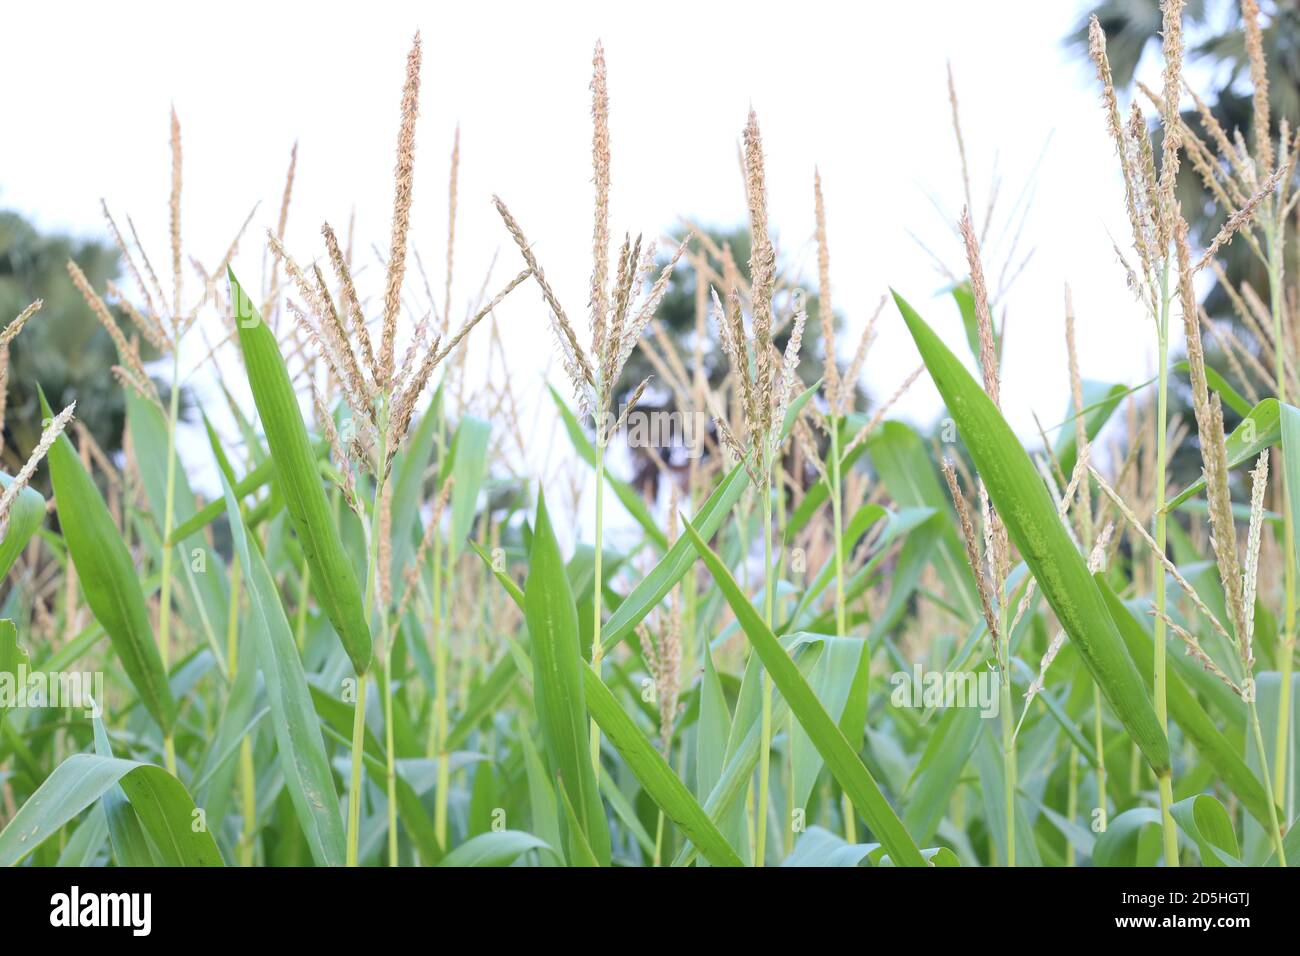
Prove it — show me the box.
[0,475,45,581]
[523,491,611,866]
[39,386,176,733]
[436,830,557,867]
[683,518,926,866]
[0,753,223,866]
[1165,398,1279,511]
[219,467,348,867]
[894,291,1170,774]
[1096,574,1276,829]
[229,267,372,675]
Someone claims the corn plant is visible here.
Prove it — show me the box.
[0,3,1297,870]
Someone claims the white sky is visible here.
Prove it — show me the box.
[3,0,1180,539]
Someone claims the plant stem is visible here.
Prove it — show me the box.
[433,542,452,848]
[589,441,606,778]
[756,465,774,866]
[829,415,847,638]
[159,347,181,672]
[828,414,856,842]
[381,637,397,866]
[1153,261,1179,867]
[346,673,367,867]
[999,653,1015,866]
[1067,744,1078,867]
[1093,685,1107,833]
[1268,235,1295,815]
[349,402,388,867]
[1248,696,1287,865]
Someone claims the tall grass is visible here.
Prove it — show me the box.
[0,2,1295,869]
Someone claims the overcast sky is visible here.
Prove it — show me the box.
[3,0,1179,536]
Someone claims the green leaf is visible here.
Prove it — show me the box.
[1165,398,1279,511]
[1173,361,1252,418]
[695,637,731,803]
[1171,794,1241,866]
[1053,380,1129,478]
[600,456,750,653]
[167,455,275,545]
[1097,575,1276,830]
[1093,807,1165,866]
[902,704,982,845]
[0,475,45,580]
[39,386,176,733]
[894,291,1170,774]
[447,415,492,558]
[0,621,25,732]
[683,518,925,867]
[787,633,869,813]
[126,389,230,675]
[229,267,372,674]
[524,491,610,866]
[581,661,743,866]
[867,421,981,623]
[219,467,348,867]
[390,391,442,579]
[92,710,156,867]
[437,830,557,867]
[0,754,223,866]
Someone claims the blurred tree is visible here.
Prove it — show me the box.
[1068,0,1300,317]
[0,210,167,482]
[1068,1,1300,484]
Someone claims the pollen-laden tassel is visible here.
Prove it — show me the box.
[1242,0,1274,176]
[958,208,999,407]
[1156,0,1186,248]
[1176,218,1247,642]
[743,110,775,439]
[941,458,1001,658]
[322,222,378,382]
[379,32,423,390]
[67,261,159,403]
[169,105,183,321]
[1242,453,1269,674]
[813,170,839,405]
[589,40,612,373]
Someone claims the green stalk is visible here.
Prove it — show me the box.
[345,673,367,867]
[227,556,257,867]
[1152,262,1179,867]
[433,542,452,847]
[1248,697,1287,865]
[756,465,774,866]
[589,440,607,777]
[828,414,855,841]
[349,401,389,867]
[381,634,397,865]
[1267,233,1295,814]
[1094,686,1107,833]
[828,415,847,637]
[999,639,1015,866]
[1066,744,1078,867]
[159,346,182,777]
